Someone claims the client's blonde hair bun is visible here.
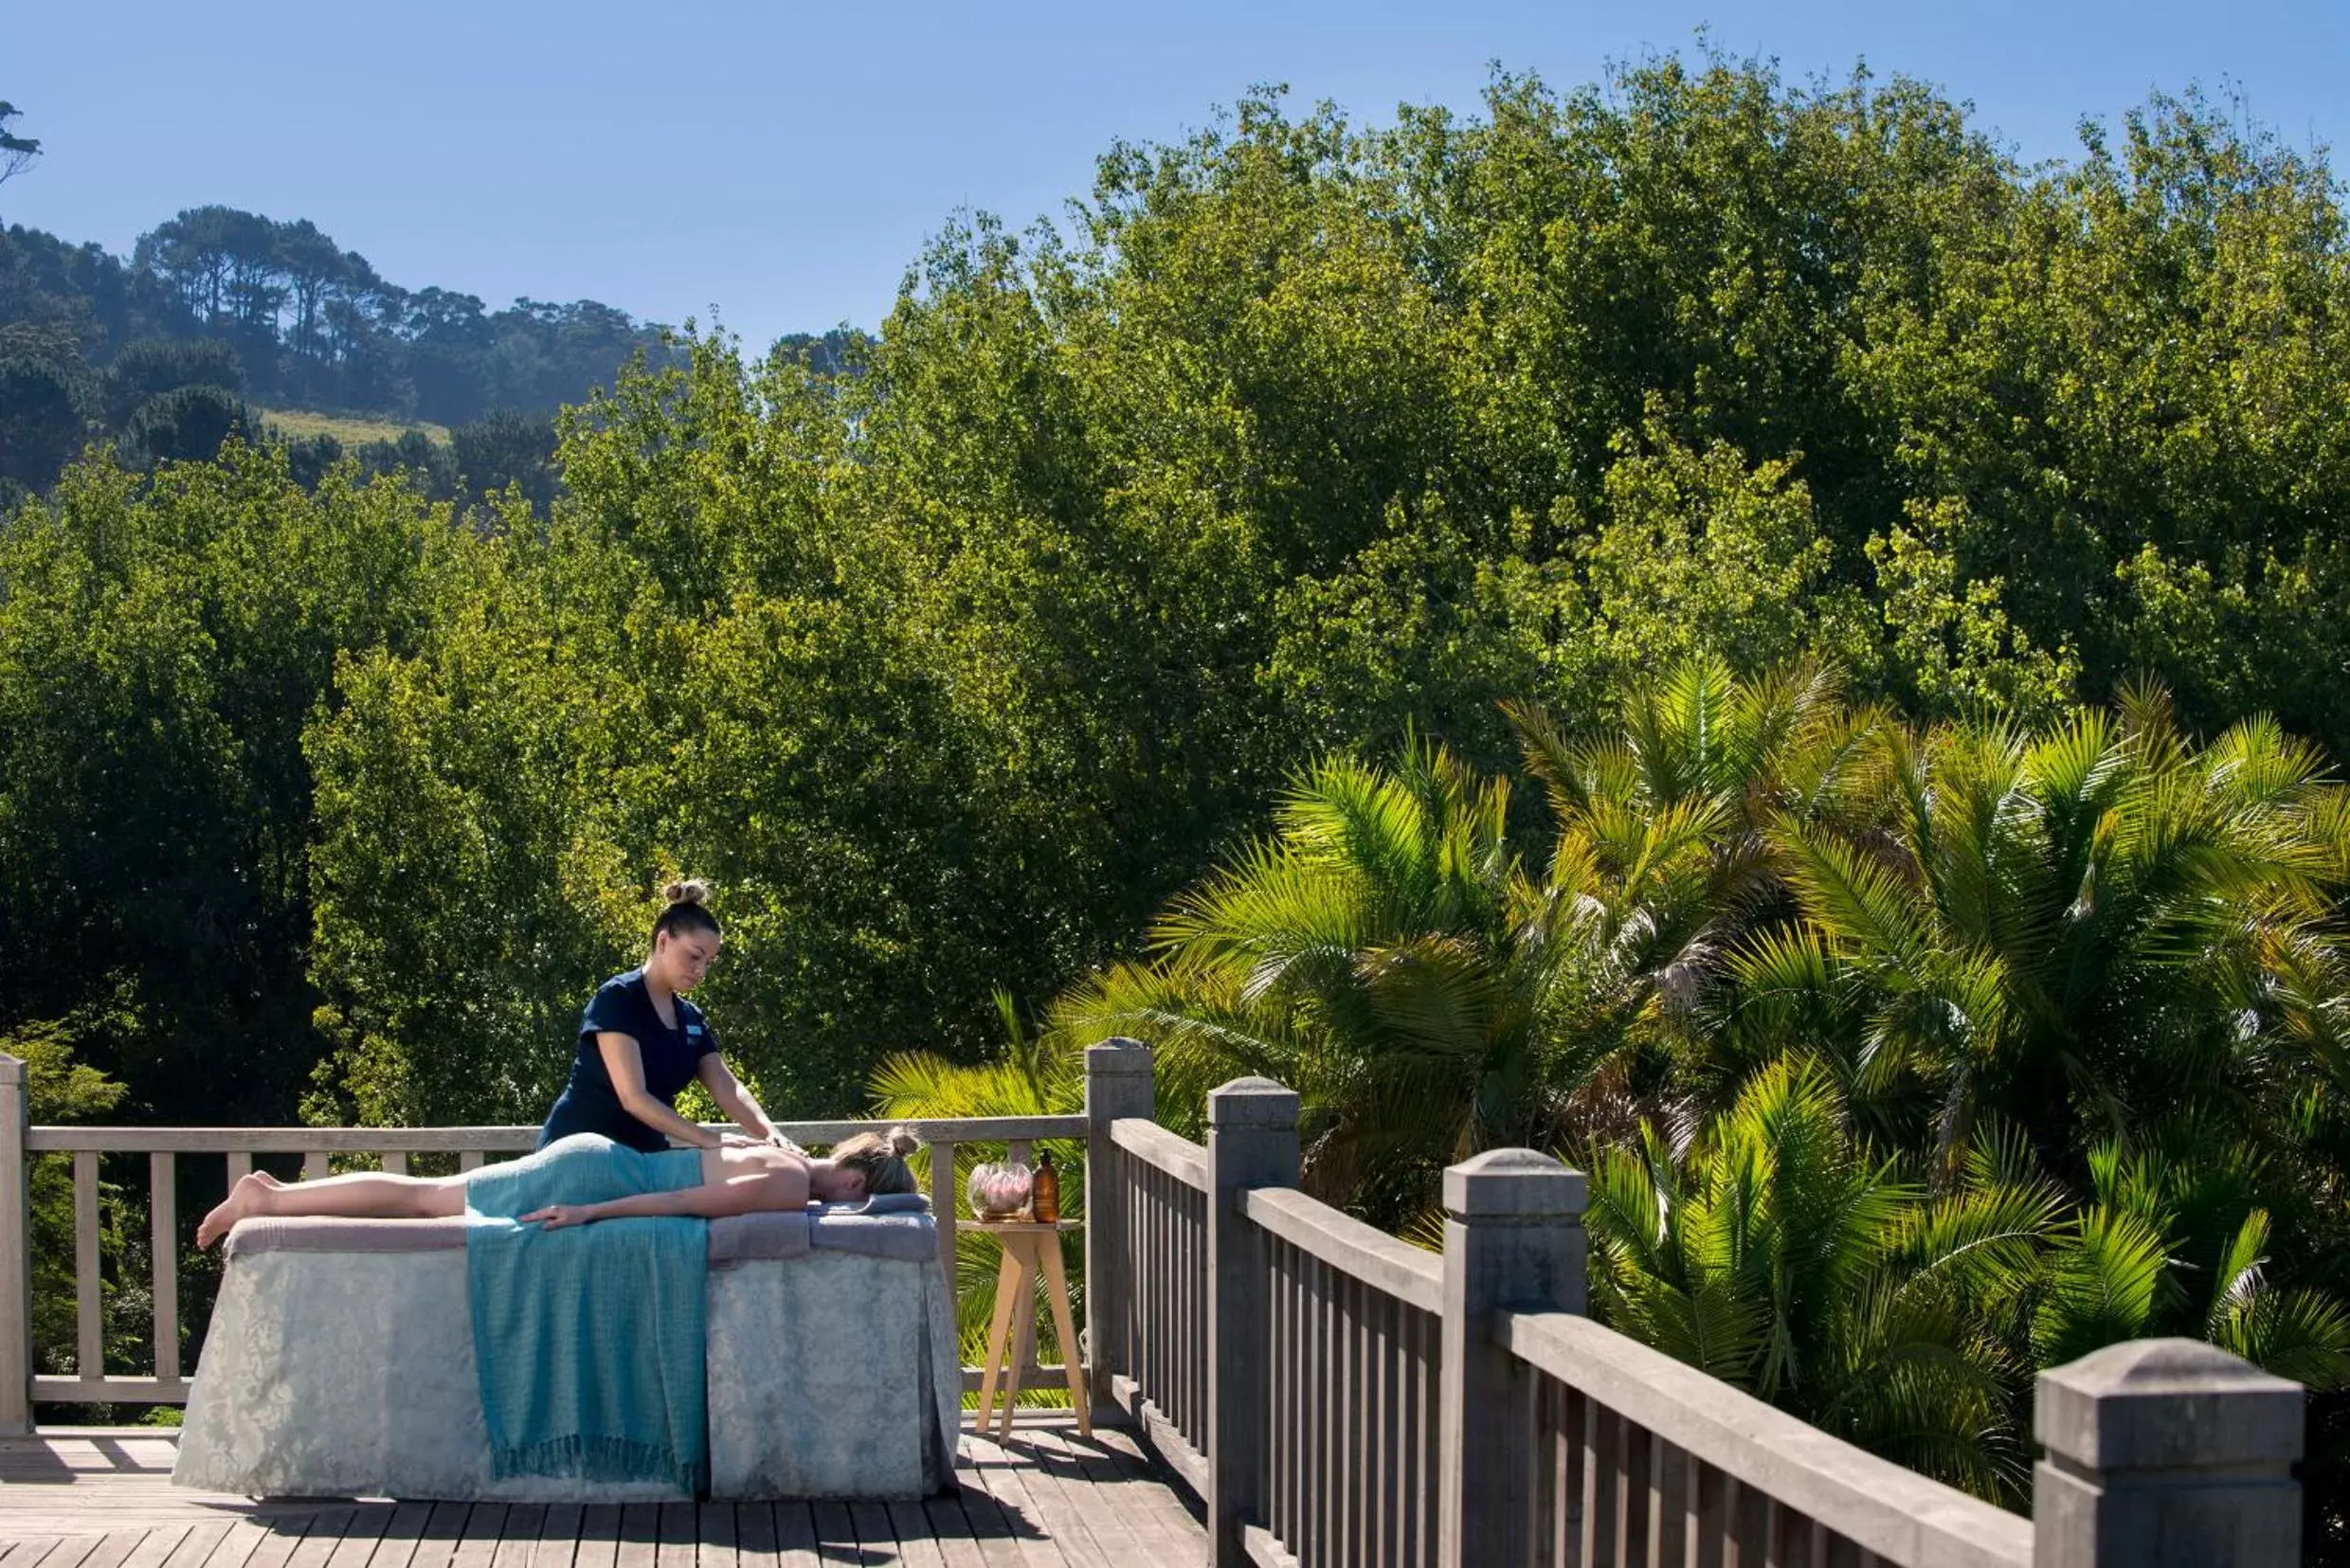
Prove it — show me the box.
[663,878,710,907]
[887,1126,920,1158]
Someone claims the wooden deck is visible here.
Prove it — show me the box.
[0,1421,1204,1568]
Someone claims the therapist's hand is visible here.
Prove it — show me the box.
[718,1131,768,1149]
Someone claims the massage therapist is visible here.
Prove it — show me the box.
[537,879,792,1153]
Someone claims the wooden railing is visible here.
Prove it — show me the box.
[0,1044,2314,1566]
[1076,1046,2312,1568]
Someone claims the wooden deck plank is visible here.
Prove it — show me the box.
[322,1506,397,1568]
[691,1506,732,1568]
[991,1436,1113,1568]
[608,1506,653,1568]
[957,1438,1072,1568]
[913,1496,989,1568]
[769,1505,817,1568]
[1060,1427,1202,1559]
[444,1505,507,1568]
[187,1521,273,1568]
[770,1506,817,1568]
[361,1505,436,1568]
[1030,1431,1157,1564]
[236,1517,313,1568]
[118,1528,199,1568]
[280,1509,355,1568]
[153,1524,234,1568]
[649,1505,692,1568]
[723,1508,770,1568]
[937,1487,1026,1568]
[0,1540,63,1568]
[804,1505,854,1567]
[408,1506,472,1568]
[569,1507,618,1568]
[884,1503,946,1568]
[485,1506,543,1568]
[1035,1430,1186,1568]
[36,1536,106,1568]
[524,1506,580,1568]
[74,1541,149,1568]
[843,1505,893,1564]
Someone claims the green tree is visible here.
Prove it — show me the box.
[122,384,245,465]
[0,100,39,189]
[101,337,243,428]
[0,354,87,487]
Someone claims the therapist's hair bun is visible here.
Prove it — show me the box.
[651,878,720,943]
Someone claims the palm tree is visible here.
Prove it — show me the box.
[1049,733,1565,1219]
[1740,683,2347,1183]
[1582,1059,2054,1502]
[1504,654,1885,1136]
[2032,1126,2350,1388]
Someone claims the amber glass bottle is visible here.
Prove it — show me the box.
[1032,1149,1061,1222]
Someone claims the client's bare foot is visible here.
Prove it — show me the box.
[195,1172,278,1249]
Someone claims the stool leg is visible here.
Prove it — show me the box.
[998,1241,1037,1439]
[975,1246,1021,1434]
[1039,1232,1091,1437]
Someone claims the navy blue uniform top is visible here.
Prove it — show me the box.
[536,968,720,1152]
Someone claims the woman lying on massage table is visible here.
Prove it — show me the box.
[192,1127,922,1249]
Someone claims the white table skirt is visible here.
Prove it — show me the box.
[172,1239,961,1500]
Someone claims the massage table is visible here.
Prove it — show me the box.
[171,1204,962,1501]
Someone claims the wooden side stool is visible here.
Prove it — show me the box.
[971,1219,1090,1437]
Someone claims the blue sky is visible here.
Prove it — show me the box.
[6,1,2344,353]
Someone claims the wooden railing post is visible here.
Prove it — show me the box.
[1205,1076,1299,1568]
[1083,1036,1153,1407]
[1437,1148,1586,1568]
[0,1055,30,1435]
[2034,1338,2304,1567]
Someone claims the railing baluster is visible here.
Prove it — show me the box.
[302,1151,328,1181]
[1581,1400,1616,1568]
[1619,1409,1651,1565]
[1651,1433,1687,1568]
[1129,1147,1144,1402]
[1371,1288,1391,1568]
[73,1151,100,1383]
[149,1151,177,1383]
[381,1150,407,1175]
[1391,1307,1410,1568]
[929,1141,957,1290]
[1343,1271,1363,1568]
[1151,1165,1166,1425]
[1318,1255,1336,1568]
[1288,1241,1306,1551]
[1690,1460,1724,1568]
[226,1149,251,1184]
[1181,1178,1195,1441]
[459,1150,485,1172]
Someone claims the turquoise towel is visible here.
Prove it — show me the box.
[463,1134,710,1492]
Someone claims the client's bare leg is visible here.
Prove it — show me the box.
[196,1169,466,1248]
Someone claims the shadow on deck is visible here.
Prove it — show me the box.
[0,1419,1204,1568]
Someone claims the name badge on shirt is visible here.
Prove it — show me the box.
[686,1024,703,1037]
